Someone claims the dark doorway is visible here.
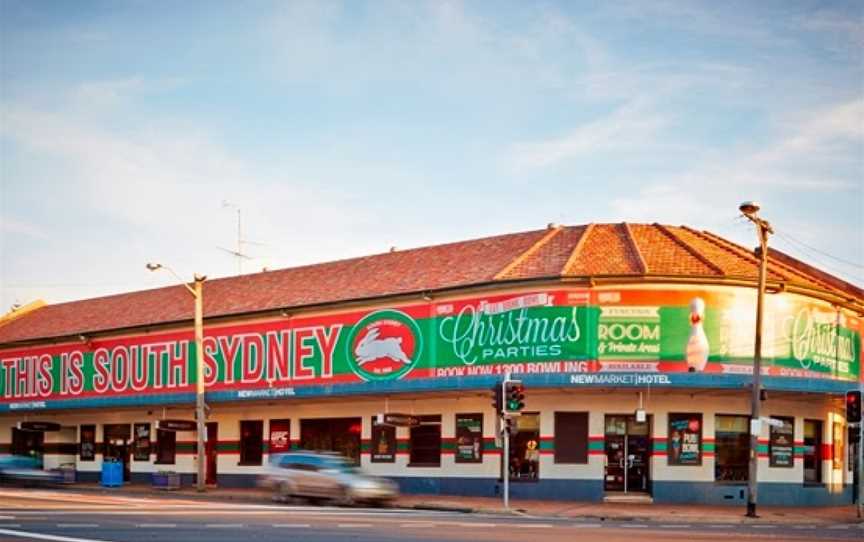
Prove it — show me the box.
[300,418,362,464]
[804,419,823,484]
[604,415,651,494]
[11,428,45,468]
[103,424,132,482]
[205,422,218,486]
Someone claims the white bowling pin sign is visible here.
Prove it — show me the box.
[685,297,710,372]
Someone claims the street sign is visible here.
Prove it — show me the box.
[375,413,420,427]
[17,421,61,432]
[158,419,197,432]
[760,417,785,428]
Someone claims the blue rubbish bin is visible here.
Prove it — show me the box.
[100,460,123,487]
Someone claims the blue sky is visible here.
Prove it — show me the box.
[1,0,862,308]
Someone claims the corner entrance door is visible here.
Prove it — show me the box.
[604,415,651,493]
[205,422,218,486]
[103,424,131,482]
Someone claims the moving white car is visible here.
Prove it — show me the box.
[260,451,398,506]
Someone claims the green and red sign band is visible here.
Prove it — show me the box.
[1,288,860,405]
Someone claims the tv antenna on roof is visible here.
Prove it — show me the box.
[218,201,266,275]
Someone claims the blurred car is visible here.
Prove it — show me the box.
[260,451,398,506]
[0,455,61,486]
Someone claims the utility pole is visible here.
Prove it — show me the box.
[147,263,208,492]
[739,201,773,518]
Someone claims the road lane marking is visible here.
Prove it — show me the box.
[205,524,244,528]
[576,523,602,528]
[0,528,115,542]
[0,516,15,520]
[56,524,99,528]
[272,524,311,528]
[399,522,435,528]
[0,524,21,528]
[514,523,553,528]
[827,525,850,529]
[619,524,648,528]
[751,525,776,529]
[659,524,687,528]
[337,523,372,528]
[134,523,176,528]
[456,522,497,528]
[792,525,816,529]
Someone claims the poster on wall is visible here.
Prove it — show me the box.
[455,414,483,463]
[79,424,96,461]
[769,417,794,468]
[370,420,395,463]
[668,414,701,465]
[132,423,151,461]
[268,419,291,454]
[833,422,844,470]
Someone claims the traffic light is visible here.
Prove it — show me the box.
[491,383,503,415]
[503,380,525,415]
[846,390,861,424]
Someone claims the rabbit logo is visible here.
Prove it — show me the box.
[347,309,423,381]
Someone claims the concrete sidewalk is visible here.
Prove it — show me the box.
[66,483,862,525]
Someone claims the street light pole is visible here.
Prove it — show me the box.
[739,202,773,518]
[147,263,208,492]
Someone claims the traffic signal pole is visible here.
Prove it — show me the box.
[502,373,510,511]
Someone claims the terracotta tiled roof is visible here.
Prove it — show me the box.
[1,223,861,345]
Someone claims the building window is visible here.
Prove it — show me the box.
[714,415,749,482]
[554,412,588,464]
[769,416,794,468]
[239,420,264,466]
[155,429,176,464]
[300,418,362,465]
[668,413,702,466]
[803,419,822,484]
[455,413,483,463]
[409,415,441,467]
[509,413,540,481]
[371,417,396,463]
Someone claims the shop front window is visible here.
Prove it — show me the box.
[714,415,749,482]
[509,413,540,481]
[408,415,441,467]
[803,419,822,484]
[239,420,264,466]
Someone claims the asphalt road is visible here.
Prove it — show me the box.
[0,488,861,542]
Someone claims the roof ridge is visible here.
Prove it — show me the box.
[622,222,648,274]
[681,226,789,280]
[562,223,595,276]
[494,225,564,280]
[768,248,864,300]
[695,229,850,297]
[655,224,725,276]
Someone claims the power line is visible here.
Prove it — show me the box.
[776,232,864,270]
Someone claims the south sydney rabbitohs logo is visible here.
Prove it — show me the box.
[347,309,423,381]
